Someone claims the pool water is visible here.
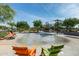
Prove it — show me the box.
[17,33,65,47]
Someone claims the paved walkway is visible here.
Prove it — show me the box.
[0,33,25,56]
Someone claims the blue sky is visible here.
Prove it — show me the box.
[9,3,79,27]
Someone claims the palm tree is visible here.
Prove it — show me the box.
[0,4,15,22]
[53,19,62,33]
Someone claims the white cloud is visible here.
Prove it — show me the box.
[13,4,79,27]
[59,4,79,18]
[14,10,50,27]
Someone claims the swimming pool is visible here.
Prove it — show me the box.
[17,32,66,48]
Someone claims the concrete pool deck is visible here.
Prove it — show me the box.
[57,34,79,56]
[0,33,79,56]
[0,33,26,56]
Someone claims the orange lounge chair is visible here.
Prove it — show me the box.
[13,46,28,50]
[12,46,36,56]
[28,48,36,56]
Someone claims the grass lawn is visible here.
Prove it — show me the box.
[0,32,7,38]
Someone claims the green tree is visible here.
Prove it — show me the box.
[63,18,79,31]
[33,20,42,32]
[53,19,62,32]
[42,22,53,32]
[7,22,16,30]
[16,21,30,32]
[0,4,15,22]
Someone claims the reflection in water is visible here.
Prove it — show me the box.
[54,35,70,45]
[17,33,69,47]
